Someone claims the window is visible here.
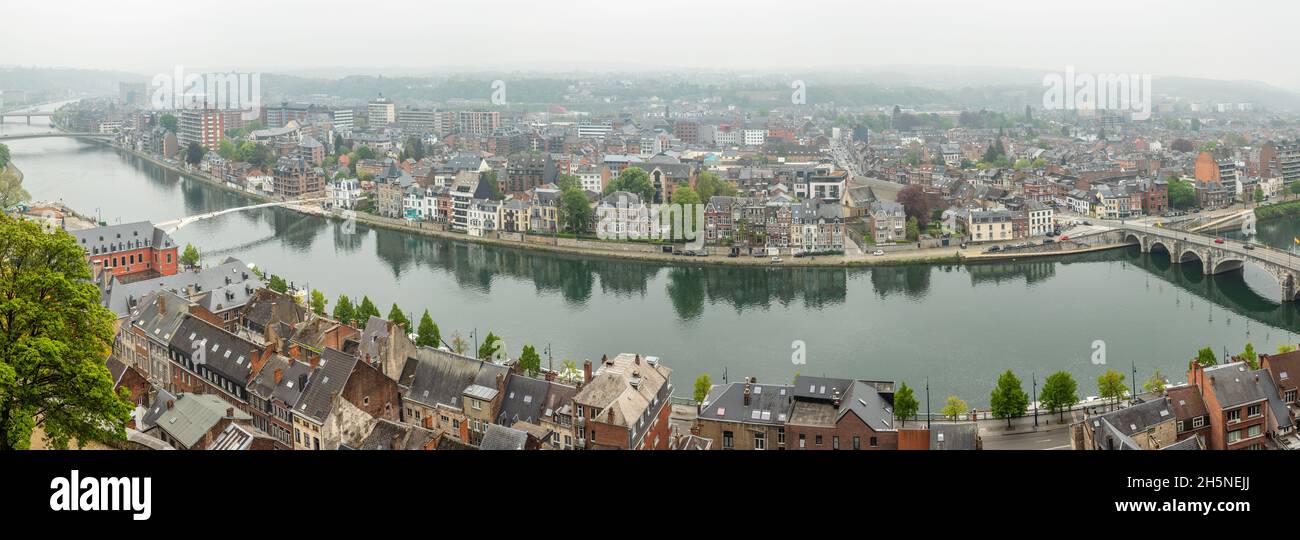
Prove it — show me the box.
[1226,409,1240,422]
[472,399,481,410]
[853,436,861,450]
[1227,430,1241,444]
[869,436,877,448]
[1247,404,1261,418]
[798,434,806,449]
[1247,424,1262,438]
[778,427,785,445]
[832,436,839,450]
[754,432,765,450]
[1192,416,1205,428]
[722,431,734,449]
[1287,390,1297,403]
[814,435,821,446]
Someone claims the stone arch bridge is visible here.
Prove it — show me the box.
[1117,224,1298,303]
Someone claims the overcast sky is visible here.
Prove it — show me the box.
[8,0,1299,89]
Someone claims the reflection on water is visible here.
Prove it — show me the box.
[8,128,1300,406]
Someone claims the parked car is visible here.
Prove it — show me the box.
[1059,235,1069,241]
[1243,243,1255,250]
[872,249,885,256]
[1214,238,1225,244]
[771,256,783,264]
[1043,238,1055,244]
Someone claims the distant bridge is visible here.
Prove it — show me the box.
[158,198,327,233]
[0,109,56,124]
[1114,221,1299,302]
[0,132,114,141]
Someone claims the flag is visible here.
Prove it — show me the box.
[1294,236,1299,245]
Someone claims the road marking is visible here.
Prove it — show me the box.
[1046,444,1070,450]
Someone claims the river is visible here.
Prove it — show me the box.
[5,117,1300,407]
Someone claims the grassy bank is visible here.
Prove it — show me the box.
[1255,199,1300,221]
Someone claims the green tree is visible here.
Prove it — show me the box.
[180,243,200,267]
[560,187,593,234]
[905,216,920,241]
[990,370,1029,428]
[267,274,288,294]
[416,310,440,348]
[518,345,542,377]
[694,171,736,202]
[1241,342,1259,370]
[309,289,328,315]
[693,373,712,404]
[671,185,701,205]
[160,114,178,132]
[1254,186,1266,204]
[332,294,355,325]
[1143,369,1167,395]
[0,168,28,210]
[0,143,10,168]
[0,215,132,449]
[1195,347,1218,367]
[481,170,504,201]
[357,295,380,321]
[185,142,205,166]
[1279,344,1297,354]
[217,139,236,160]
[387,303,410,330]
[1167,175,1197,210]
[940,395,968,421]
[1097,368,1127,410]
[1040,371,1078,422]
[477,332,502,361]
[450,331,469,355]
[605,167,656,202]
[893,382,919,426]
[557,173,580,191]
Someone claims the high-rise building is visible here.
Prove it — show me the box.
[398,108,437,133]
[455,110,500,136]
[368,94,396,127]
[331,108,354,134]
[264,102,312,128]
[178,109,225,149]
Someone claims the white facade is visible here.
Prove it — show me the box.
[328,178,362,209]
[743,129,767,146]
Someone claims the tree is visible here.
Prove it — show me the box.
[477,332,502,361]
[217,139,236,160]
[694,171,736,202]
[905,216,920,241]
[0,143,9,168]
[1143,369,1167,395]
[416,310,440,348]
[1241,342,1259,370]
[387,303,409,330]
[180,243,200,267]
[1194,347,1218,367]
[0,215,133,449]
[185,142,205,166]
[693,374,712,404]
[450,331,469,355]
[332,294,355,326]
[0,168,27,210]
[1167,175,1197,210]
[893,382,919,426]
[518,345,542,377]
[990,370,1029,428]
[560,187,593,234]
[940,395,968,421]
[481,170,504,201]
[267,274,288,294]
[605,167,656,202]
[1040,371,1078,422]
[897,184,931,228]
[1279,344,1297,354]
[357,296,380,321]
[671,185,701,206]
[1097,368,1127,410]
[1254,186,1266,204]
[402,137,425,161]
[1291,182,1300,197]
[309,289,328,315]
[160,114,178,132]
[556,173,580,191]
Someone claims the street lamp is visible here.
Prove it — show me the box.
[1032,372,1038,428]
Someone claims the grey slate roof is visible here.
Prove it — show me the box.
[130,289,191,344]
[247,354,311,408]
[792,375,852,402]
[398,347,509,410]
[699,382,794,426]
[154,393,251,448]
[295,348,358,423]
[1204,362,1273,409]
[930,423,979,450]
[479,424,528,450]
[170,315,259,384]
[104,257,253,317]
[496,376,578,427]
[836,380,895,431]
[71,221,174,258]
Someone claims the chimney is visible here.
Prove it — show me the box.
[545,369,556,382]
[583,360,593,384]
[226,407,235,418]
[634,354,640,365]
[274,368,283,385]
[166,400,174,410]
[743,382,752,406]
[298,374,308,390]
[158,294,166,312]
[832,389,842,408]
[607,408,615,422]
[423,415,433,429]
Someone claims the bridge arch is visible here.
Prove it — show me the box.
[1148,239,1172,254]
[1177,248,1205,272]
[1210,257,1246,274]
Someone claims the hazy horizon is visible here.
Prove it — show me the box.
[7,0,1299,90]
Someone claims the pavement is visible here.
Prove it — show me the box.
[977,410,1086,450]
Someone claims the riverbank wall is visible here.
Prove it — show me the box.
[95,139,1143,270]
